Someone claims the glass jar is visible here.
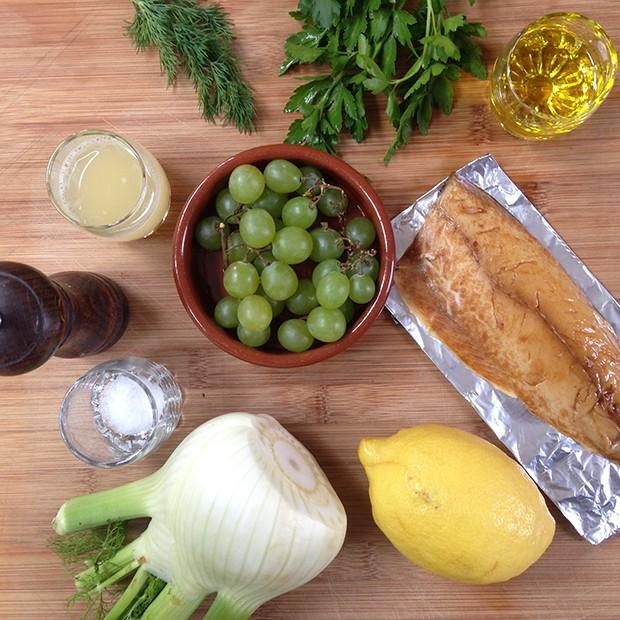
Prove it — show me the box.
[60,357,183,467]
[490,13,617,139]
[46,129,171,241]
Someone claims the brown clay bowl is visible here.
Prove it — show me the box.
[173,144,395,368]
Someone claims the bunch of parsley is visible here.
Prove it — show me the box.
[280,0,487,163]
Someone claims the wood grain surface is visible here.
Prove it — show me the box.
[1,1,619,618]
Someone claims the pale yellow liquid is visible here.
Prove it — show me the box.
[53,133,171,240]
[64,140,143,227]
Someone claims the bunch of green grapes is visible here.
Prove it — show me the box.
[195,159,379,353]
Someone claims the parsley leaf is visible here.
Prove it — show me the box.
[431,74,454,114]
[298,0,340,29]
[393,10,416,47]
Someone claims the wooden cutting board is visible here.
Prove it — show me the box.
[1,1,619,618]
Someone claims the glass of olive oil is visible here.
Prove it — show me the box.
[490,13,617,139]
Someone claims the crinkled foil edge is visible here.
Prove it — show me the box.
[386,154,620,544]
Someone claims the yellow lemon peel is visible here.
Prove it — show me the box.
[359,424,555,584]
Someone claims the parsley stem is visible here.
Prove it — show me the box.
[425,0,433,38]
[424,0,434,65]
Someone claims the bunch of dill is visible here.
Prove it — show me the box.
[127,0,255,132]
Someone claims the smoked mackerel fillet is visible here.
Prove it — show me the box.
[395,176,620,461]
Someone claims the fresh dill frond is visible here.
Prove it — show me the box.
[50,521,126,568]
[50,522,127,620]
[127,0,255,133]
[67,588,118,620]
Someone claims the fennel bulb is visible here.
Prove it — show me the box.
[53,413,347,620]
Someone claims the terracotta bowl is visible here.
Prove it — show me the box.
[173,144,395,368]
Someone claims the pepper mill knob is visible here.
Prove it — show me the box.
[0,262,129,376]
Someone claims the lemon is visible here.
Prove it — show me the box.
[358,424,555,584]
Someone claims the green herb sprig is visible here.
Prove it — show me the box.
[50,521,166,620]
[280,0,487,163]
[50,522,126,619]
[127,0,255,132]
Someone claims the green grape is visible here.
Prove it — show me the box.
[282,197,318,229]
[311,259,342,288]
[317,187,348,217]
[237,325,270,347]
[339,298,356,324]
[261,261,299,301]
[278,319,314,353]
[237,294,273,332]
[349,274,376,304]
[307,307,347,343]
[297,166,323,195]
[253,250,276,274]
[223,261,259,299]
[251,187,288,218]
[195,216,226,251]
[215,188,241,224]
[239,209,276,248]
[214,296,240,329]
[286,279,318,316]
[346,252,380,281]
[228,164,265,204]
[316,271,350,309]
[310,228,344,262]
[256,285,285,317]
[274,218,284,231]
[226,231,253,263]
[272,226,313,265]
[264,159,302,193]
[345,217,376,249]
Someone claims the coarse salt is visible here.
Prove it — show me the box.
[99,375,155,436]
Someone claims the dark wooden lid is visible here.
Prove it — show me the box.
[0,262,62,374]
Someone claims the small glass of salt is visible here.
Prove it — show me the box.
[60,357,182,467]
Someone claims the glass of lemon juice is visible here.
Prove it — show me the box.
[490,13,617,140]
[47,130,171,241]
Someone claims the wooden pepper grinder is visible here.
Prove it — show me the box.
[0,262,129,376]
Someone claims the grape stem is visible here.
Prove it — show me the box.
[228,205,247,224]
[339,246,377,273]
[222,241,258,272]
[218,222,229,268]
[303,180,347,204]
[219,206,249,268]
[340,234,377,253]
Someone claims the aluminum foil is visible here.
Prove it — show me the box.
[386,154,620,545]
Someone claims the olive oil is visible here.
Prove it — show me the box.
[490,13,617,139]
